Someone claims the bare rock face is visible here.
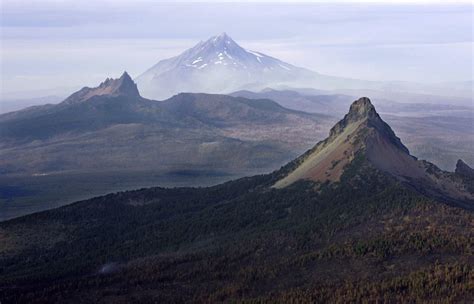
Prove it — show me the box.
[328,97,409,154]
[273,97,473,208]
[456,159,474,178]
[345,97,377,121]
[63,71,140,104]
[274,97,411,187]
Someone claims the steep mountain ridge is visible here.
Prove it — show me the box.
[0,74,163,143]
[231,88,474,172]
[0,74,333,220]
[274,97,410,187]
[160,92,321,128]
[456,159,474,178]
[0,73,326,146]
[63,72,140,104]
[274,97,473,208]
[1,97,473,303]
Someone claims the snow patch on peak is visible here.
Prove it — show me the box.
[224,51,233,59]
[279,64,291,71]
[192,57,203,64]
[135,33,305,100]
[247,50,264,58]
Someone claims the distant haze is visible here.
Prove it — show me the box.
[1,1,473,98]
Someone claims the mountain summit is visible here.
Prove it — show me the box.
[135,33,308,99]
[456,159,474,179]
[345,97,377,121]
[173,32,295,71]
[274,97,409,187]
[274,97,473,207]
[63,71,140,104]
[135,34,473,100]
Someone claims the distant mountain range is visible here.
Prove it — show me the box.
[136,33,473,100]
[1,33,471,115]
[231,88,354,115]
[231,88,474,171]
[0,72,332,176]
[2,71,473,220]
[231,88,474,115]
[135,33,312,100]
[2,98,472,303]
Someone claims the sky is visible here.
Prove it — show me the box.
[0,0,473,98]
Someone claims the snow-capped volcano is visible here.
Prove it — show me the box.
[136,33,474,100]
[173,32,295,71]
[135,33,472,100]
[135,33,310,100]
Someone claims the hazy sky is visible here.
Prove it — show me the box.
[1,0,472,97]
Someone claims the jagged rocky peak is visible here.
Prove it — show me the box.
[455,159,474,178]
[273,97,474,208]
[273,96,414,188]
[346,97,378,121]
[110,71,140,97]
[329,97,382,138]
[63,71,140,104]
[273,96,473,205]
[96,71,138,96]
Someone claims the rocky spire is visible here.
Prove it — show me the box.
[62,71,140,104]
[455,159,474,178]
[273,97,413,188]
[346,97,378,122]
[113,71,140,97]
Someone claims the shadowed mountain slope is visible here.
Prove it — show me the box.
[0,73,335,221]
[1,98,473,303]
[231,88,474,171]
[274,97,473,208]
[0,72,331,175]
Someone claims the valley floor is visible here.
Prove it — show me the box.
[0,169,248,222]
